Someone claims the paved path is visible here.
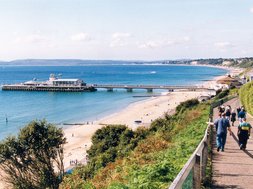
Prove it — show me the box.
[212,97,253,189]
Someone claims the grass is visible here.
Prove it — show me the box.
[60,100,210,189]
[239,81,253,116]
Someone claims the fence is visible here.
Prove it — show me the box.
[169,95,236,189]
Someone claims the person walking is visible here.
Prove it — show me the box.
[231,109,236,126]
[225,105,231,120]
[237,118,252,150]
[214,112,232,152]
[238,107,246,123]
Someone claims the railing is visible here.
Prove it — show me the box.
[168,121,212,189]
[169,95,237,189]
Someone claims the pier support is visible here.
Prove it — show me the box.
[126,88,133,92]
[107,88,113,92]
[147,89,153,93]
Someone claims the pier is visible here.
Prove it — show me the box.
[1,83,214,93]
[1,84,96,92]
[91,84,214,93]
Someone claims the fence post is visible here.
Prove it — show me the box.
[201,141,208,181]
[193,153,201,189]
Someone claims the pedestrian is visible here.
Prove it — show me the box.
[230,109,236,126]
[237,118,252,150]
[214,112,232,152]
[238,107,246,123]
[225,105,231,120]
[237,106,241,115]
[218,105,225,115]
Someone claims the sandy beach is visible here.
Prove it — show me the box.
[63,91,205,168]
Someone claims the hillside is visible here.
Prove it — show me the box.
[0,57,253,68]
[239,81,253,116]
[60,99,209,188]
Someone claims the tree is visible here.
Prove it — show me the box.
[0,120,66,189]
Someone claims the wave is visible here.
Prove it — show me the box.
[128,71,157,75]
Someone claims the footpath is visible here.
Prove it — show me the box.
[212,97,253,188]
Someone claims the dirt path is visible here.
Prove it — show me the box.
[212,97,253,189]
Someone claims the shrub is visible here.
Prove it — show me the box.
[215,89,229,100]
[0,120,66,189]
[176,98,199,113]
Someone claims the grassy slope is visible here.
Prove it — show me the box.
[86,103,209,189]
[240,81,253,116]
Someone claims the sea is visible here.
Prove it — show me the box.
[0,63,227,140]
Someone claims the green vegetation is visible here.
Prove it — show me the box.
[215,89,230,100]
[166,57,253,69]
[0,120,66,189]
[60,99,210,189]
[72,125,148,180]
[236,59,253,68]
[239,81,253,116]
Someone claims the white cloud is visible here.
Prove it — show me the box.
[166,36,190,45]
[250,7,253,13]
[138,41,161,49]
[15,34,48,44]
[214,42,233,48]
[138,36,191,49]
[70,33,91,41]
[112,32,131,39]
[110,32,131,47]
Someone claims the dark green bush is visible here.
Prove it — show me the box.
[176,98,199,113]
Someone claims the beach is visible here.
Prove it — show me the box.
[63,91,205,168]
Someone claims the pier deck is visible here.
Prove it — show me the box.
[1,83,213,93]
[1,84,96,92]
[92,84,213,92]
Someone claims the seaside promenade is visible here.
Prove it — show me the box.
[212,97,253,188]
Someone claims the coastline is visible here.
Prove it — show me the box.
[0,65,243,188]
[62,91,204,169]
[62,65,242,170]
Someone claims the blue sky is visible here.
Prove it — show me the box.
[0,0,253,60]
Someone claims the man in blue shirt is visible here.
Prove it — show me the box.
[238,108,246,123]
[214,112,232,152]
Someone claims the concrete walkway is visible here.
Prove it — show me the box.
[212,97,253,189]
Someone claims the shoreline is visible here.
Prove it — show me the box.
[62,91,205,169]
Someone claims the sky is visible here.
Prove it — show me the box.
[0,0,253,61]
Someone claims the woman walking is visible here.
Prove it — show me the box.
[231,109,236,126]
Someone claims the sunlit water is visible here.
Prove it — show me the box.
[0,63,227,139]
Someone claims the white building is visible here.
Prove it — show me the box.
[52,79,84,86]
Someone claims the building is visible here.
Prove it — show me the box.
[52,79,84,86]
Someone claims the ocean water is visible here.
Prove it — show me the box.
[0,64,227,139]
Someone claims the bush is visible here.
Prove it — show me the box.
[0,120,66,189]
[68,125,149,182]
[60,102,210,189]
[176,98,199,113]
[215,89,229,100]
